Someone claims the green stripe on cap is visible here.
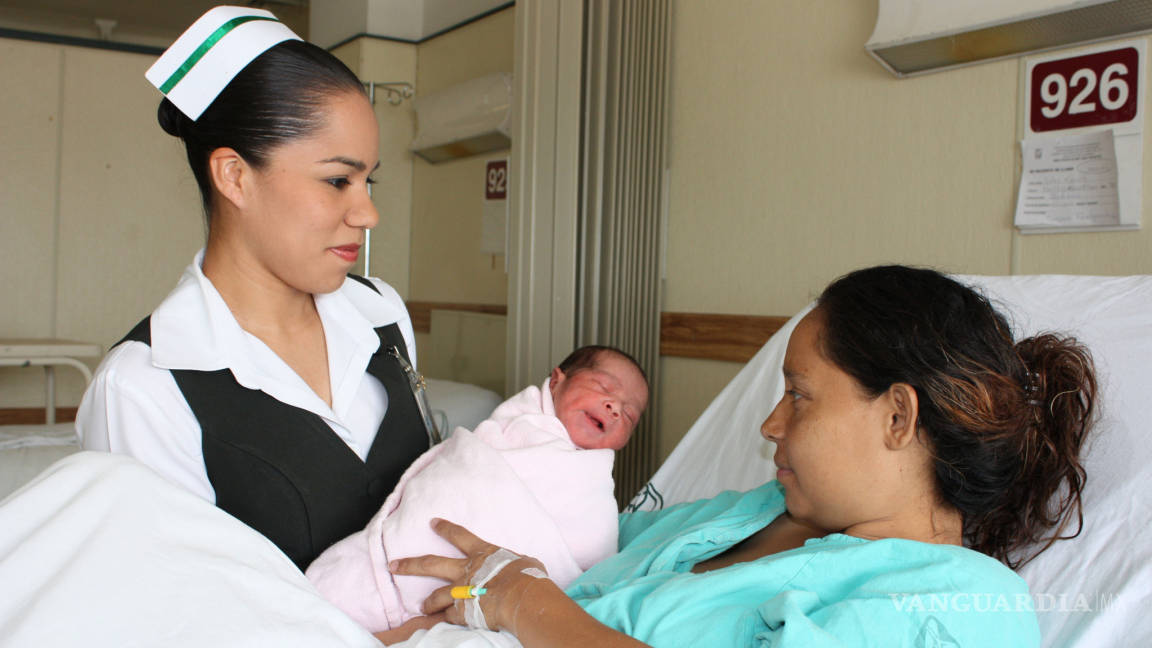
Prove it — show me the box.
[159,15,279,94]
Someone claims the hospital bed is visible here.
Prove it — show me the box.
[0,274,1149,647]
[0,338,101,500]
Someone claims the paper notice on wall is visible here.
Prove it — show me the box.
[1014,129,1120,231]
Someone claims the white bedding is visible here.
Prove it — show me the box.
[0,451,522,648]
[0,452,381,648]
[0,423,76,450]
[0,424,79,502]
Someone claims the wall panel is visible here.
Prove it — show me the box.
[1,40,198,409]
[54,46,202,386]
[407,8,514,385]
[0,39,63,406]
[339,38,418,298]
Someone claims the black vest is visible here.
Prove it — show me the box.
[117,279,428,570]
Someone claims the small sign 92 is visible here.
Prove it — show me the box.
[485,160,508,200]
[1029,46,1139,133]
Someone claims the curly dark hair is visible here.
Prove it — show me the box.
[816,265,1096,568]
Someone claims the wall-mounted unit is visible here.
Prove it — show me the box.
[867,0,1152,77]
[411,72,512,163]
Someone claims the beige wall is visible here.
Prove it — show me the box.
[331,38,418,298]
[327,10,516,386]
[406,8,514,391]
[409,7,513,306]
[0,38,202,409]
[1,39,59,347]
[656,1,1152,461]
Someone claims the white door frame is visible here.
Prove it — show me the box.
[505,0,584,393]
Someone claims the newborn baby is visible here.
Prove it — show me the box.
[306,345,649,632]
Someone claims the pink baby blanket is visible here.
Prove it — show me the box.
[306,380,618,631]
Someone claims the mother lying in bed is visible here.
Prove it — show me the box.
[390,265,1096,647]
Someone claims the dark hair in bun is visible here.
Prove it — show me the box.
[158,39,365,219]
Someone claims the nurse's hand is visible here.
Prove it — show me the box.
[388,518,548,632]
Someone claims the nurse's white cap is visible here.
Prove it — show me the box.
[145,5,302,121]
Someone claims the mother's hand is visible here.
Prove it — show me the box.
[389,518,548,632]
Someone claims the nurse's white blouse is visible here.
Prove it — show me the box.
[77,251,415,502]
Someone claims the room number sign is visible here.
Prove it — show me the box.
[481,159,508,255]
[486,159,508,200]
[1019,40,1145,232]
[1028,44,1140,133]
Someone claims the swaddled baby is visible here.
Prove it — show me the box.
[306,345,649,632]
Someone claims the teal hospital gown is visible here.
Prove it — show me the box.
[566,481,1041,647]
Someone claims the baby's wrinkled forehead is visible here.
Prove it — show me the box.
[599,355,648,390]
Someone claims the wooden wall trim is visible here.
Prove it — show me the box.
[660,312,790,363]
[406,301,509,334]
[404,302,788,363]
[0,407,78,425]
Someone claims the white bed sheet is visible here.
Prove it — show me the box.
[0,451,380,648]
[0,424,79,502]
[0,423,77,449]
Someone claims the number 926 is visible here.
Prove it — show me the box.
[1030,47,1139,132]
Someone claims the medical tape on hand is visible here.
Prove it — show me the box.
[463,549,549,630]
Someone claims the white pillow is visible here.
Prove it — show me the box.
[426,378,503,436]
[960,275,1152,648]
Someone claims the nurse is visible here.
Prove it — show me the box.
[77,7,430,571]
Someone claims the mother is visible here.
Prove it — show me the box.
[77,7,431,572]
[394,265,1096,646]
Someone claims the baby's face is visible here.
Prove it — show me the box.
[549,352,649,450]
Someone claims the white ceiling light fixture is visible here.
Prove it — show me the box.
[867,0,1152,77]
